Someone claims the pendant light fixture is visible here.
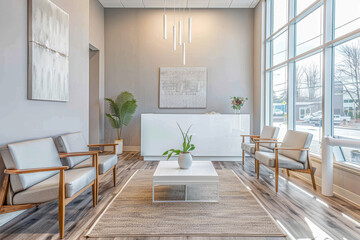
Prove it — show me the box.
[173,1,176,51]
[178,8,182,46]
[182,8,186,65]
[163,0,167,40]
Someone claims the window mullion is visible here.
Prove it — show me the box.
[287,0,296,130]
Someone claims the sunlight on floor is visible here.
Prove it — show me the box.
[304,217,333,240]
[342,213,360,226]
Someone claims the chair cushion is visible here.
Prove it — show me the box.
[259,126,280,149]
[3,138,63,193]
[279,130,313,163]
[54,132,90,168]
[12,167,96,205]
[241,143,273,155]
[255,151,305,170]
[73,154,118,175]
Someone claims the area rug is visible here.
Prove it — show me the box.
[86,169,286,238]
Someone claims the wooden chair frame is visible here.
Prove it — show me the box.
[0,151,99,239]
[254,140,316,192]
[87,143,118,189]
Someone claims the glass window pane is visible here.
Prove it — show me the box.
[335,0,360,38]
[296,6,323,55]
[296,0,316,15]
[334,37,360,164]
[295,53,323,154]
[271,67,288,140]
[272,0,288,33]
[271,30,288,66]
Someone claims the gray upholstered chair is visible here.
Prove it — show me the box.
[0,137,98,239]
[254,130,316,192]
[241,126,280,167]
[54,132,118,198]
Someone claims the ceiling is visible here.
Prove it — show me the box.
[99,0,260,8]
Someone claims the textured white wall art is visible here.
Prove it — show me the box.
[159,67,207,108]
[28,0,69,101]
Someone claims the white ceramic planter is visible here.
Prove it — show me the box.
[178,152,192,169]
[114,139,123,155]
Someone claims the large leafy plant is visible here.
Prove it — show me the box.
[105,91,137,139]
[162,123,195,160]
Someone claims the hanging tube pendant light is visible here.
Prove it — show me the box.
[178,8,182,45]
[163,1,167,40]
[188,4,192,43]
[173,3,176,51]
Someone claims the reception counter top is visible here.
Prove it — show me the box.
[141,113,250,161]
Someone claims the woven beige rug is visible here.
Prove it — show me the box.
[86,169,286,238]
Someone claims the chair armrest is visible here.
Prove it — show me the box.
[4,166,69,175]
[240,135,260,137]
[275,147,309,151]
[253,138,278,141]
[88,143,118,147]
[58,151,99,158]
[254,140,281,144]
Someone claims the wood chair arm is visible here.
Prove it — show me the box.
[58,151,99,158]
[253,138,278,141]
[87,143,118,147]
[4,166,69,175]
[241,135,260,143]
[275,147,310,151]
[254,140,281,144]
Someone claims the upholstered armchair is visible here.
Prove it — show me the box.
[254,130,316,192]
[241,126,280,167]
[54,132,118,200]
[0,137,98,239]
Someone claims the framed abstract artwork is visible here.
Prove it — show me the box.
[159,67,207,108]
[28,0,69,101]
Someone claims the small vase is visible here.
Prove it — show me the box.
[178,152,192,169]
[234,109,241,114]
[114,139,123,154]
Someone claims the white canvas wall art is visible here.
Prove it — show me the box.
[28,0,69,101]
[159,67,207,108]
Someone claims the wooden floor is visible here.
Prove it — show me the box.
[0,152,359,240]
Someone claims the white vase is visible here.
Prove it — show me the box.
[114,139,123,154]
[178,152,192,169]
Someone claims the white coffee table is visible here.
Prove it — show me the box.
[152,161,219,203]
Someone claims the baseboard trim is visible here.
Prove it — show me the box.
[124,146,141,151]
[290,171,360,207]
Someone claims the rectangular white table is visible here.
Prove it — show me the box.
[152,161,219,203]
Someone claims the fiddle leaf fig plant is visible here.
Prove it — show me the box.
[162,123,195,160]
[105,91,137,140]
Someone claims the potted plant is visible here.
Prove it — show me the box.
[163,123,195,169]
[105,91,137,154]
[231,96,248,114]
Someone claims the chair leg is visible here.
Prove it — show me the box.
[286,170,290,177]
[113,166,117,187]
[256,160,260,179]
[242,150,245,166]
[58,170,65,239]
[275,166,279,192]
[309,168,316,190]
[92,182,97,207]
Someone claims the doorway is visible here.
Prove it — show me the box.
[89,45,101,144]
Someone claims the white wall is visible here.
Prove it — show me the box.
[0,0,90,146]
[104,9,255,147]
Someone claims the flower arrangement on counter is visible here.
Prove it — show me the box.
[231,96,248,111]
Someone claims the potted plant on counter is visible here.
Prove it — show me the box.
[163,123,195,169]
[231,96,248,114]
[105,91,137,154]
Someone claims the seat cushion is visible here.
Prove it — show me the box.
[12,167,96,205]
[279,130,313,163]
[73,154,118,175]
[3,138,63,193]
[259,126,280,149]
[241,143,273,155]
[255,151,305,170]
[54,132,90,168]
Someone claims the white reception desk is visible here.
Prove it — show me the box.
[141,114,250,161]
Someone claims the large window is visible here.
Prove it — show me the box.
[333,37,360,164]
[271,67,288,140]
[295,53,322,154]
[266,0,360,162]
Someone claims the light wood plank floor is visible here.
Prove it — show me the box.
[0,152,359,240]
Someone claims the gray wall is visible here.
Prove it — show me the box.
[89,0,105,144]
[0,0,90,147]
[104,9,255,147]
